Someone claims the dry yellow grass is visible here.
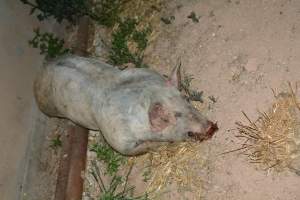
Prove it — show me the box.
[129,141,207,198]
[235,83,300,171]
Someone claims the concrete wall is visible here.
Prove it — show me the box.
[0,1,52,199]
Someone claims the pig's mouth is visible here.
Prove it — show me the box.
[187,122,218,142]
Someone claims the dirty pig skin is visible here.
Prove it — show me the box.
[34,55,218,155]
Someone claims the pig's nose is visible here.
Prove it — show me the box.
[205,121,218,138]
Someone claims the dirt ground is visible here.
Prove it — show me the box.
[141,0,300,199]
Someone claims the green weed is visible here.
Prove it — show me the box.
[160,16,175,25]
[187,11,200,23]
[20,0,121,26]
[90,143,125,176]
[90,160,150,200]
[29,28,70,59]
[50,135,62,149]
[92,0,122,27]
[142,167,151,183]
[109,18,151,68]
[20,0,90,24]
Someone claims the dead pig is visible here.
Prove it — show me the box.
[34,55,218,155]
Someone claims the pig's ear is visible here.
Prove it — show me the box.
[149,102,175,132]
[167,63,181,89]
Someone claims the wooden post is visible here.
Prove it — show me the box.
[54,16,90,200]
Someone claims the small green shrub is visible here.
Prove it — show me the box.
[132,29,151,51]
[22,0,151,68]
[109,19,151,68]
[109,19,137,66]
[20,0,121,26]
[89,141,151,199]
[20,0,90,24]
[90,143,125,176]
[92,0,122,27]
[29,28,70,59]
[90,161,150,200]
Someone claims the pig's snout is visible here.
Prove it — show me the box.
[187,121,218,142]
[206,121,218,138]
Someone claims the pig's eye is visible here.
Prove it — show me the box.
[175,112,182,118]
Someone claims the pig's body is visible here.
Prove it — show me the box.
[34,55,217,155]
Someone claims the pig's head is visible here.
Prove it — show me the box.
[147,64,218,142]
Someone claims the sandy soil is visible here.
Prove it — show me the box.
[142,0,300,199]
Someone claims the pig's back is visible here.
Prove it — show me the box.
[34,55,120,129]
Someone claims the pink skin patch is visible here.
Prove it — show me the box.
[149,102,176,132]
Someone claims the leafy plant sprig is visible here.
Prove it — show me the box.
[20,0,89,24]
[109,18,151,68]
[181,74,204,102]
[50,135,62,149]
[29,28,70,59]
[90,143,125,176]
[90,161,150,200]
[20,0,121,26]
